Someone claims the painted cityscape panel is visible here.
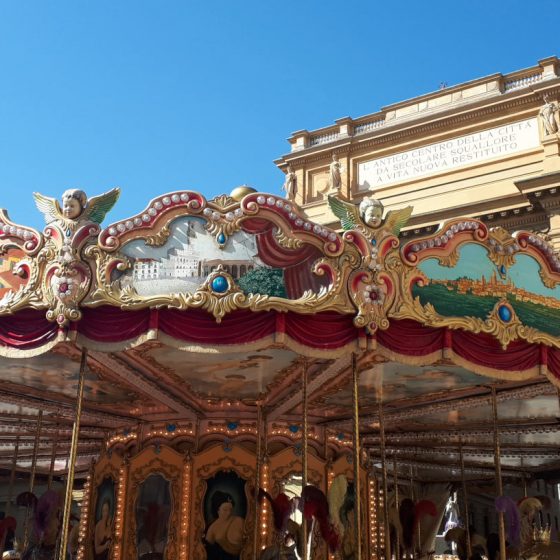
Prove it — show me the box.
[412,243,560,336]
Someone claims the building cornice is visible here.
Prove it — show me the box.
[276,56,560,170]
[276,84,560,170]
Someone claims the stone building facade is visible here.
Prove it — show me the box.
[275,56,560,248]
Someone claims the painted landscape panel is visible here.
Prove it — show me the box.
[116,217,289,298]
[412,243,560,336]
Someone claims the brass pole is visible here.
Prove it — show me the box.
[302,358,309,560]
[47,426,60,490]
[491,386,507,560]
[252,402,263,559]
[29,411,43,492]
[409,466,419,560]
[393,454,400,560]
[5,436,19,518]
[2,436,20,555]
[351,353,362,560]
[521,458,528,498]
[58,348,88,560]
[459,442,472,559]
[23,409,43,549]
[378,399,391,560]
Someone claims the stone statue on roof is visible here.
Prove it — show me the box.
[282,165,297,200]
[328,153,342,193]
[539,94,559,136]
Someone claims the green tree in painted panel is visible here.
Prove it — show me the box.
[237,267,286,298]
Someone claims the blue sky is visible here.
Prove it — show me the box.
[0,1,558,230]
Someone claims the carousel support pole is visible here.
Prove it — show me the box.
[378,399,391,560]
[459,442,472,559]
[302,358,309,560]
[491,386,506,560]
[5,436,19,518]
[23,409,43,550]
[521,458,528,498]
[252,402,263,559]
[2,436,20,554]
[351,353,363,560]
[409,466,420,560]
[58,347,88,560]
[48,427,60,490]
[393,455,400,560]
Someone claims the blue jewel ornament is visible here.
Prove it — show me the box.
[217,232,226,244]
[211,275,228,293]
[66,228,72,238]
[227,421,238,431]
[498,304,512,322]
[337,432,345,441]
[289,424,300,433]
[499,265,506,276]
[371,239,377,246]
[166,423,176,433]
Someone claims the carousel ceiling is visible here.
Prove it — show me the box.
[0,187,559,483]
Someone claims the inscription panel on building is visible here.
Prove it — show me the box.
[358,118,540,191]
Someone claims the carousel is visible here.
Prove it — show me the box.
[0,184,558,560]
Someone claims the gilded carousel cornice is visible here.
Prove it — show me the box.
[1,186,560,387]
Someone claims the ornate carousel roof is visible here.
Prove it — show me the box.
[0,187,559,483]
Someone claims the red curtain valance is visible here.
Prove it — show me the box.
[0,309,58,350]
[0,308,558,384]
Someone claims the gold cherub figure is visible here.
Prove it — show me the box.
[33,188,120,227]
[328,194,412,237]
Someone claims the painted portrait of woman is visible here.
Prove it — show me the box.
[203,471,247,560]
[92,477,115,560]
[135,473,171,560]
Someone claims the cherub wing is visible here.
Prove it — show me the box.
[383,206,413,236]
[327,195,362,231]
[83,188,120,224]
[33,192,62,224]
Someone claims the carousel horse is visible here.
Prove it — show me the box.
[258,483,342,559]
[518,497,543,551]
[398,498,437,559]
[0,516,18,560]
[444,527,487,560]
[259,524,300,560]
[19,490,63,560]
[258,490,303,560]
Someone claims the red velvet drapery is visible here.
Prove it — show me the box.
[242,218,329,299]
[0,308,558,384]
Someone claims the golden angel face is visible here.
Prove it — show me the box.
[363,206,382,227]
[62,197,82,219]
[61,189,87,220]
[359,198,384,227]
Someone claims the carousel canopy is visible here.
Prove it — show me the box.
[0,187,559,482]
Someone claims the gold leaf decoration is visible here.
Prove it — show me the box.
[145,225,171,247]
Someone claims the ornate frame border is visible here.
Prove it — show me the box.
[192,448,256,560]
[123,447,183,560]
